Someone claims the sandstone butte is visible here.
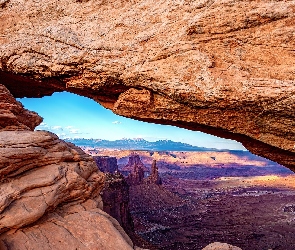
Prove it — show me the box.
[0,0,294,249]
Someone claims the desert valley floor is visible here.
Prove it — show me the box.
[83,148,295,250]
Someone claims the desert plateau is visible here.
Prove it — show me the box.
[87,147,295,250]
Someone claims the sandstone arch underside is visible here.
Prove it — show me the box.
[0,0,294,169]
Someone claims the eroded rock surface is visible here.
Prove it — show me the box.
[102,172,134,234]
[0,84,136,249]
[202,242,242,250]
[0,0,294,169]
[94,156,119,174]
[0,84,42,131]
[0,200,134,250]
[0,130,104,233]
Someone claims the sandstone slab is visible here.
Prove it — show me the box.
[0,200,134,250]
[0,130,105,234]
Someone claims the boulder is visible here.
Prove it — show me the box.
[202,242,242,250]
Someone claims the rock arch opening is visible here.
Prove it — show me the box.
[9,88,295,250]
[1,71,294,171]
[18,90,246,151]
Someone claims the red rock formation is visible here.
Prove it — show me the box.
[125,154,146,185]
[102,172,134,234]
[0,84,42,131]
[146,160,162,185]
[0,84,136,250]
[94,156,119,173]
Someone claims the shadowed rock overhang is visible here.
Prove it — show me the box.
[0,0,294,169]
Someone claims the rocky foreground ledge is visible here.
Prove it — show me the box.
[0,84,137,249]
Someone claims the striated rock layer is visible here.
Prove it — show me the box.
[94,156,119,174]
[102,172,134,235]
[0,84,136,249]
[0,0,294,169]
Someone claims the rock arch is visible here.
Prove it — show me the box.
[0,0,294,170]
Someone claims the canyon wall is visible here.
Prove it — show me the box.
[0,84,136,249]
[0,0,294,169]
[94,156,119,173]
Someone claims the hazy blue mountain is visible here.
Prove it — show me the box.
[65,138,219,151]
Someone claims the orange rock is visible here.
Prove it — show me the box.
[0,0,294,168]
[0,85,136,249]
[0,84,42,131]
[202,242,242,250]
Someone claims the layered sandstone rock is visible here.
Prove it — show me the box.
[0,0,294,169]
[94,156,119,173]
[0,130,104,233]
[102,172,134,234]
[125,155,146,186]
[202,242,242,250]
[0,200,134,250]
[146,160,162,185]
[0,84,42,131]
[0,84,136,249]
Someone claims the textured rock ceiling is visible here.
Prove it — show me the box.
[0,0,294,169]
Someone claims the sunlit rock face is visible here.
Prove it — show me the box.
[0,0,294,169]
[0,84,135,250]
[202,242,242,250]
[0,84,42,131]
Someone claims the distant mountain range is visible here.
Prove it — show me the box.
[65,138,224,151]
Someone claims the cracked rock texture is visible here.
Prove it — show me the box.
[0,0,294,169]
[0,84,136,249]
[0,200,134,250]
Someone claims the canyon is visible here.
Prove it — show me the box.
[91,149,295,250]
[0,0,294,249]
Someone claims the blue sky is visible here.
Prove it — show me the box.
[18,92,246,150]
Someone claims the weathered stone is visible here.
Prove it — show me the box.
[0,130,105,233]
[0,84,42,131]
[102,172,134,234]
[0,200,134,250]
[146,160,162,185]
[202,242,242,250]
[94,156,118,173]
[0,0,294,169]
[0,84,136,249]
[125,155,146,185]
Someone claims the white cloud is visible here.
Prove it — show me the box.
[65,126,73,129]
[38,122,49,128]
[51,126,62,130]
[70,129,80,134]
[112,121,122,125]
